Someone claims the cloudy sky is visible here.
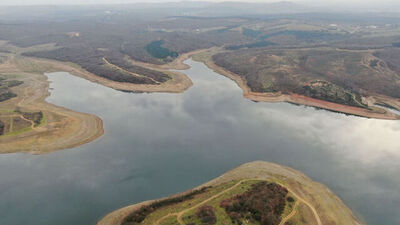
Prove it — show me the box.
[0,0,393,5]
[0,0,398,11]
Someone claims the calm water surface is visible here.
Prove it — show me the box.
[0,59,399,225]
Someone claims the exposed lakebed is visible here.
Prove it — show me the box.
[0,59,399,225]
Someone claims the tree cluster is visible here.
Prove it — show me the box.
[196,205,217,225]
[220,182,288,225]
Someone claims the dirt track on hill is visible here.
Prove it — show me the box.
[96,161,363,225]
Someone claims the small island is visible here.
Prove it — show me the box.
[97,161,362,225]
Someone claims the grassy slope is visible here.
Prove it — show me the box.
[97,161,363,225]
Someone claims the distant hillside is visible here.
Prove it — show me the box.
[192,1,314,16]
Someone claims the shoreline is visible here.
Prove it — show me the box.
[0,55,104,154]
[97,161,363,225]
[28,56,193,94]
[2,44,398,153]
[193,48,400,120]
[23,49,222,94]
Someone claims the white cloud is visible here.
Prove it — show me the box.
[0,0,394,6]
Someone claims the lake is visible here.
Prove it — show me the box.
[0,59,399,225]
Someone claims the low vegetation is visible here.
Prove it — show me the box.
[0,57,104,153]
[122,187,209,225]
[220,181,287,225]
[213,47,400,107]
[0,91,17,102]
[226,40,275,50]
[297,81,367,108]
[97,161,363,225]
[0,108,44,137]
[0,77,23,102]
[1,6,399,103]
[25,48,170,84]
[145,40,179,61]
[15,108,43,126]
[121,180,289,225]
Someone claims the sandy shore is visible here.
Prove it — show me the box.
[194,48,400,120]
[97,161,363,225]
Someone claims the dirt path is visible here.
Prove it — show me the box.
[102,58,161,84]
[278,183,322,225]
[0,114,37,130]
[154,179,321,225]
[279,202,299,225]
[175,180,245,225]
[27,56,192,93]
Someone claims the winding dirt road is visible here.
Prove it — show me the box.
[279,202,299,225]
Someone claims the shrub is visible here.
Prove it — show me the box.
[196,205,217,225]
[122,187,209,224]
[0,120,4,135]
[220,182,288,225]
